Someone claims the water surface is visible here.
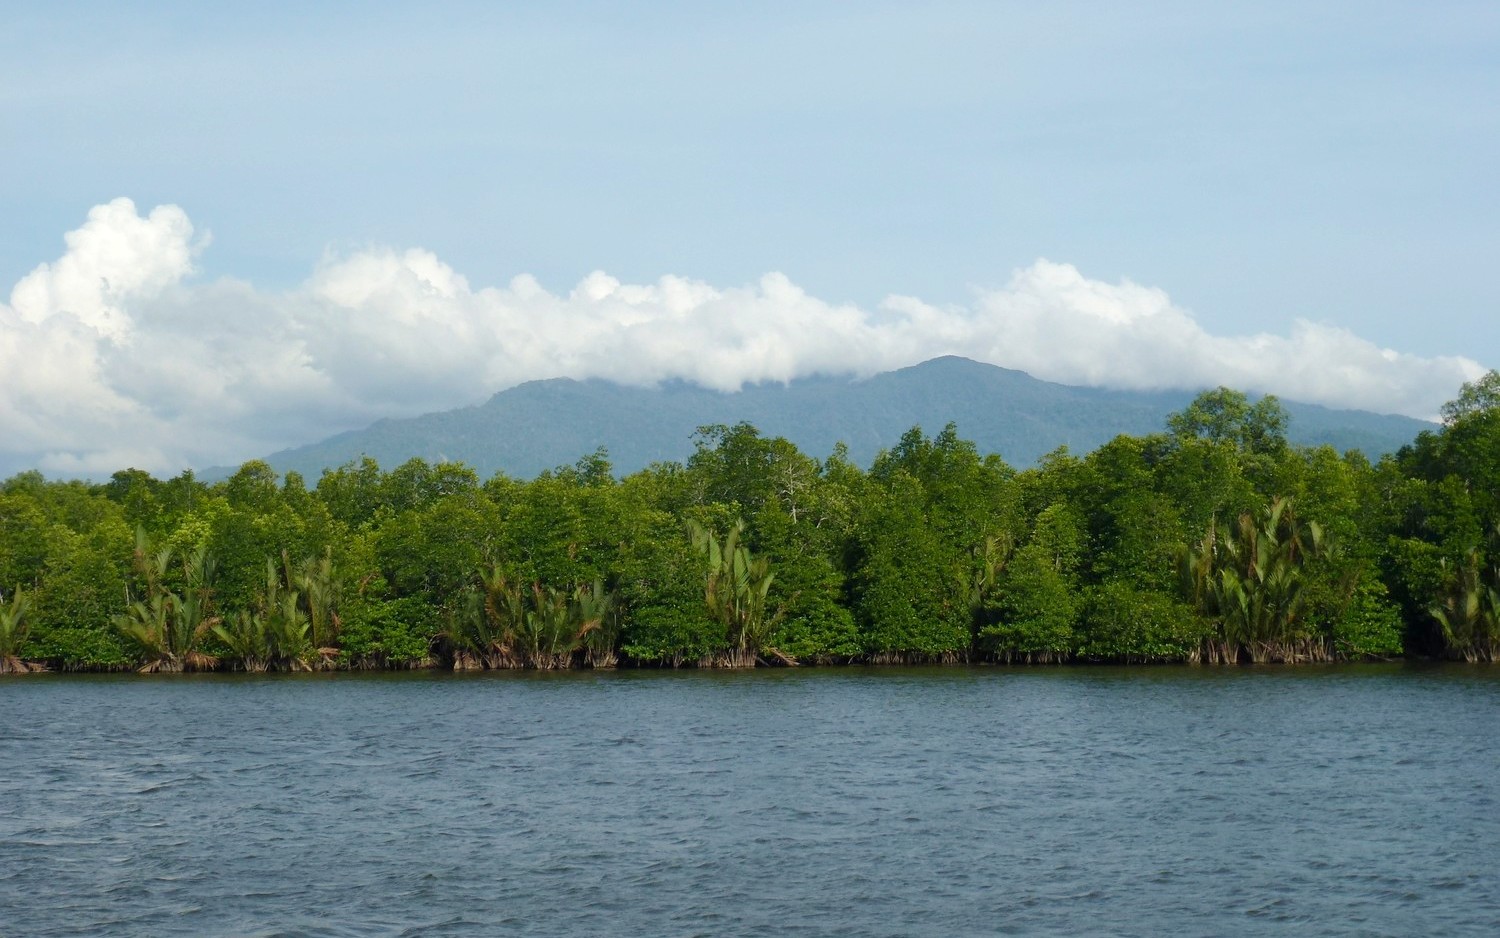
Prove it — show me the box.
[2,664,1497,936]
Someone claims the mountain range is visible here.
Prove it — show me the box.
[239,357,1431,480]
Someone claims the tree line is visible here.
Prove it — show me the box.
[3,375,1499,674]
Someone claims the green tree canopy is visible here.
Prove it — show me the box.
[1168,387,1288,456]
[1440,370,1500,427]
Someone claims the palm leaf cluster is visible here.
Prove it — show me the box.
[1180,497,1329,663]
[689,519,782,667]
[113,531,220,673]
[1430,549,1500,662]
[0,588,40,673]
[211,558,314,672]
[966,533,1014,618]
[109,528,344,674]
[209,549,344,672]
[449,564,615,670]
[285,548,342,654]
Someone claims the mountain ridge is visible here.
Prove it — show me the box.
[224,357,1431,480]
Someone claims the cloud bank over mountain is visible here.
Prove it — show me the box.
[0,199,1483,476]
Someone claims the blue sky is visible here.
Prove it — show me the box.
[1,2,1496,474]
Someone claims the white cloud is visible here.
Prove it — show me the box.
[959,260,1484,415]
[9,197,199,342]
[0,200,1484,477]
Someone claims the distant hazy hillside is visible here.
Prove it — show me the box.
[242,357,1431,480]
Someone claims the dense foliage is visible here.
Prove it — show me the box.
[3,377,1498,673]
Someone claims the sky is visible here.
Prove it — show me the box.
[1,1,1496,477]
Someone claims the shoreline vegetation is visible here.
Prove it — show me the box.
[3,377,1500,676]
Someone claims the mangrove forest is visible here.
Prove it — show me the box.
[3,375,1500,674]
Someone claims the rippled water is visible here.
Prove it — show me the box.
[2,664,1498,936]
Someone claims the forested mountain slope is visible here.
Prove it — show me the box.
[247,356,1430,479]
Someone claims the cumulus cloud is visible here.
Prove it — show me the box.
[10,198,199,342]
[0,199,1483,477]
